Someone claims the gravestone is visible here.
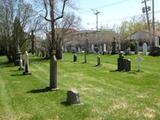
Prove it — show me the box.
[91,44,94,52]
[111,37,116,54]
[23,51,31,75]
[83,51,87,63]
[66,89,80,104]
[49,50,57,90]
[18,57,24,70]
[117,52,131,71]
[96,56,101,66]
[73,53,77,62]
[136,54,143,72]
[142,43,148,55]
[103,44,107,52]
[99,45,103,54]
[15,40,21,66]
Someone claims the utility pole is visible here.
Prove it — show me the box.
[152,0,155,47]
[142,0,151,32]
[92,9,100,31]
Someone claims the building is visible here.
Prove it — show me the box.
[63,30,119,53]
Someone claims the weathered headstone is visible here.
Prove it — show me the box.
[49,50,58,90]
[83,51,87,63]
[23,51,31,75]
[111,37,116,54]
[99,45,103,54]
[73,53,77,62]
[103,43,107,52]
[135,41,139,54]
[96,56,101,66]
[142,43,148,55]
[18,57,24,70]
[136,54,143,72]
[117,52,131,71]
[66,89,80,104]
[91,44,94,52]
[15,40,21,66]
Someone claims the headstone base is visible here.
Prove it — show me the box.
[23,72,32,75]
[46,87,59,91]
[18,67,24,71]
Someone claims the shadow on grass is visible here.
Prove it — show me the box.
[27,87,52,93]
[30,57,48,64]
[0,61,13,68]
[61,101,71,107]
[110,70,118,72]
[128,70,144,74]
[11,73,24,76]
[110,69,143,74]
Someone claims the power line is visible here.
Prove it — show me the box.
[78,0,132,13]
[96,0,132,9]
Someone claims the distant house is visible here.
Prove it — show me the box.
[128,31,160,51]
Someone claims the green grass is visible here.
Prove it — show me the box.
[0,53,160,120]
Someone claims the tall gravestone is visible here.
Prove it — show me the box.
[103,44,107,53]
[111,37,116,54]
[31,30,35,55]
[18,55,24,70]
[135,41,139,54]
[136,54,143,72]
[91,44,94,53]
[96,56,101,66]
[73,53,77,62]
[15,39,21,66]
[84,51,87,63]
[143,43,148,55]
[23,51,31,75]
[49,50,58,90]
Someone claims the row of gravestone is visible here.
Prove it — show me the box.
[34,50,50,59]
[73,53,101,66]
[72,52,143,72]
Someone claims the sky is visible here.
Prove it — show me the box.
[74,0,160,30]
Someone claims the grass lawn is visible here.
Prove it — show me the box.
[0,53,160,120]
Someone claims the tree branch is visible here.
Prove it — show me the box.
[54,0,68,21]
[43,0,51,22]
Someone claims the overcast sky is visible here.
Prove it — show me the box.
[74,0,160,30]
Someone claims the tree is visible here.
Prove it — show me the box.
[45,13,81,59]
[43,0,69,90]
[0,0,36,63]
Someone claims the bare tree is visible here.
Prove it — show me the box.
[43,0,69,90]
[0,0,41,63]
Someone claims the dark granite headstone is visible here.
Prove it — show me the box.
[96,56,101,66]
[66,89,80,104]
[117,52,131,71]
[73,54,77,62]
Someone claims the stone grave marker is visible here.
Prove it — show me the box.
[23,51,31,75]
[136,54,143,72]
[66,89,80,105]
[73,53,77,62]
[117,51,131,71]
[96,56,101,66]
[143,43,148,55]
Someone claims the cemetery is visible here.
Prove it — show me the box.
[0,0,160,120]
[0,53,160,119]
